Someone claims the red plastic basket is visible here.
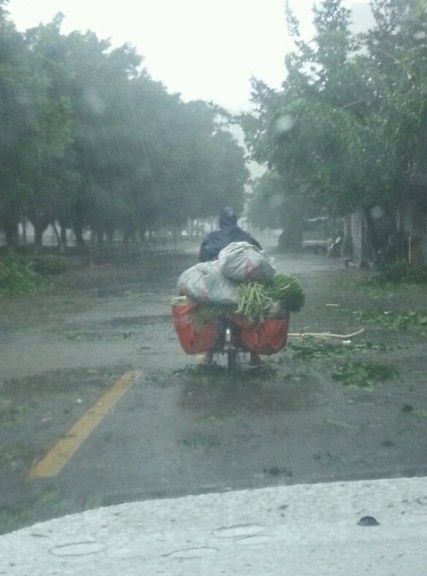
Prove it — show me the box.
[230,314,289,355]
[172,301,220,354]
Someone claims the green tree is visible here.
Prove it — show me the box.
[1,8,250,252]
[0,5,35,248]
[241,0,427,255]
[59,29,143,248]
[248,171,307,250]
[19,16,73,251]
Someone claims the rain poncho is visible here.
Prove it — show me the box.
[199,207,262,262]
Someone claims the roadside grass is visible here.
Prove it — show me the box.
[283,272,427,388]
[283,338,400,389]
[0,258,48,295]
[401,404,427,419]
[331,359,399,389]
[0,258,51,296]
[355,309,427,333]
[373,261,427,285]
[0,255,70,297]
[285,338,393,361]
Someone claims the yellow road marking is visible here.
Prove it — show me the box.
[29,370,141,479]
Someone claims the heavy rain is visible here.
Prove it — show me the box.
[1,1,427,574]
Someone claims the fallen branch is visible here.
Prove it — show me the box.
[288,328,365,340]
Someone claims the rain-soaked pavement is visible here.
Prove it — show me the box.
[1,244,427,536]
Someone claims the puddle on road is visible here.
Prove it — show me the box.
[163,546,219,559]
[213,523,265,539]
[179,375,317,415]
[50,541,107,557]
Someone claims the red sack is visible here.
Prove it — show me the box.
[237,317,289,355]
[172,302,219,354]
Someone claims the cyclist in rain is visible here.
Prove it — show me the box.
[198,207,263,365]
[199,206,262,262]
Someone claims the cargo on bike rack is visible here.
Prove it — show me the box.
[171,295,289,369]
[171,241,305,369]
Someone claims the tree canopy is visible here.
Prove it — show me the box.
[0,3,248,250]
[240,0,427,251]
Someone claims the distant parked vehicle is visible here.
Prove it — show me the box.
[301,239,329,254]
[327,236,342,257]
[301,236,342,257]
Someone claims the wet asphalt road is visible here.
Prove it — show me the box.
[1,247,426,534]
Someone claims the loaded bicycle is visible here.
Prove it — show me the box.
[171,296,290,370]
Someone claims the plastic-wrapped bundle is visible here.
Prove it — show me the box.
[229,312,289,355]
[218,241,275,283]
[177,260,239,306]
[171,296,220,354]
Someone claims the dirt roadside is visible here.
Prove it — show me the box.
[1,247,427,534]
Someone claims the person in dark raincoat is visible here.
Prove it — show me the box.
[198,207,262,365]
[199,207,261,262]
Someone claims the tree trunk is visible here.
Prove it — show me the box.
[278,217,303,252]
[72,200,87,252]
[138,223,147,243]
[58,220,68,249]
[32,220,47,253]
[106,227,114,245]
[362,207,379,261]
[72,222,87,252]
[52,222,65,254]
[123,226,135,247]
[4,220,19,253]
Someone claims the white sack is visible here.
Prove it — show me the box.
[177,260,239,306]
[218,241,276,283]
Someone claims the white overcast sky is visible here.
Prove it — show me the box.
[6,0,367,112]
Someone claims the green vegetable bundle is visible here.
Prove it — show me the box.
[235,274,305,322]
[265,274,305,313]
[236,281,273,322]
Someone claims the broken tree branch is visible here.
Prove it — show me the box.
[288,328,365,340]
